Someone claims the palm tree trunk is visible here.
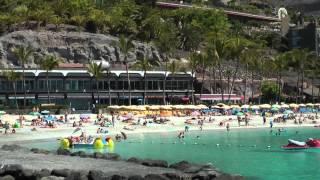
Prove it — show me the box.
[296,73,300,103]
[312,76,314,104]
[96,79,100,105]
[244,63,248,104]
[228,59,240,102]
[200,65,205,101]
[218,62,224,102]
[301,70,304,103]
[125,63,131,105]
[13,82,19,111]
[277,72,280,103]
[108,72,111,106]
[191,71,195,105]
[143,71,147,105]
[251,71,254,104]
[213,68,217,94]
[163,61,168,105]
[23,66,26,108]
[46,71,50,104]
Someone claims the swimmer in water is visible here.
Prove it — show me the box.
[196,135,200,139]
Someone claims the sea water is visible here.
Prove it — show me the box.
[22,127,320,180]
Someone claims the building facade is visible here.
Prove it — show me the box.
[0,69,193,110]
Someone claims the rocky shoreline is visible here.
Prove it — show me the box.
[0,145,243,180]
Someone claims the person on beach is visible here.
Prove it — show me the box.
[270,120,273,128]
[11,128,16,134]
[112,114,115,128]
[185,125,189,132]
[226,123,230,131]
[178,132,185,139]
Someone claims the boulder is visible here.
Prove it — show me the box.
[104,153,120,160]
[0,175,15,180]
[141,159,168,168]
[144,174,169,180]
[51,169,72,177]
[40,176,65,180]
[169,161,213,174]
[127,157,142,164]
[162,173,185,180]
[1,145,26,152]
[31,148,50,154]
[110,175,127,180]
[93,152,105,159]
[66,170,88,180]
[128,175,144,180]
[21,168,36,180]
[88,170,107,180]
[56,148,71,156]
[3,164,23,175]
[35,169,52,179]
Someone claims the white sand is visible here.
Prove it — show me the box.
[0,113,318,144]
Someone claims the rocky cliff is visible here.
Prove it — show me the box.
[0,31,161,68]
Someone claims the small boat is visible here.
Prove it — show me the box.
[282,139,309,150]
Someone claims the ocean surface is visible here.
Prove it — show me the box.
[22,127,320,180]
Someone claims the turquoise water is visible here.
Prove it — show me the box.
[22,128,320,180]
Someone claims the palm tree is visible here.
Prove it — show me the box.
[186,52,200,104]
[288,49,312,103]
[305,54,319,103]
[13,46,33,108]
[118,35,134,105]
[271,52,289,103]
[87,61,103,106]
[2,70,21,110]
[40,55,60,104]
[168,60,180,104]
[208,37,229,102]
[132,57,160,105]
[226,36,251,102]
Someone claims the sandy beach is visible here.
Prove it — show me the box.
[0,113,318,144]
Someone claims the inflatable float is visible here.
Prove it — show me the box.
[282,138,320,150]
[60,136,114,149]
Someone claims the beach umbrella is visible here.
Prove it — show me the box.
[41,110,50,114]
[236,112,244,116]
[191,111,201,116]
[80,114,90,119]
[29,112,41,116]
[250,105,260,110]
[45,115,55,121]
[1,114,16,124]
[211,105,220,109]
[259,104,271,109]
[222,105,231,110]
[197,104,208,109]
[289,103,299,108]
[298,104,306,107]
[280,104,289,109]
[241,104,250,109]
[272,104,281,109]
[283,110,294,114]
[108,105,120,109]
[0,111,6,115]
[230,105,241,109]
[306,103,314,107]
[314,103,320,107]
[271,107,279,112]
[217,103,225,107]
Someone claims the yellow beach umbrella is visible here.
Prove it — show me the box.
[280,104,289,108]
[298,104,306,107]
[259,104,271,109]
[230,105,241,109]
[306,103,314,107]
[250,105,260,110]
[241,104,250,109]
[289,103,299,108]
[197,104,208,109]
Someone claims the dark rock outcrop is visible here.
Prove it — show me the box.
[0,31,162,68]
[56,148,71,156]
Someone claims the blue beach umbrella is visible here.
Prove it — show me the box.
[283,110,294,114]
